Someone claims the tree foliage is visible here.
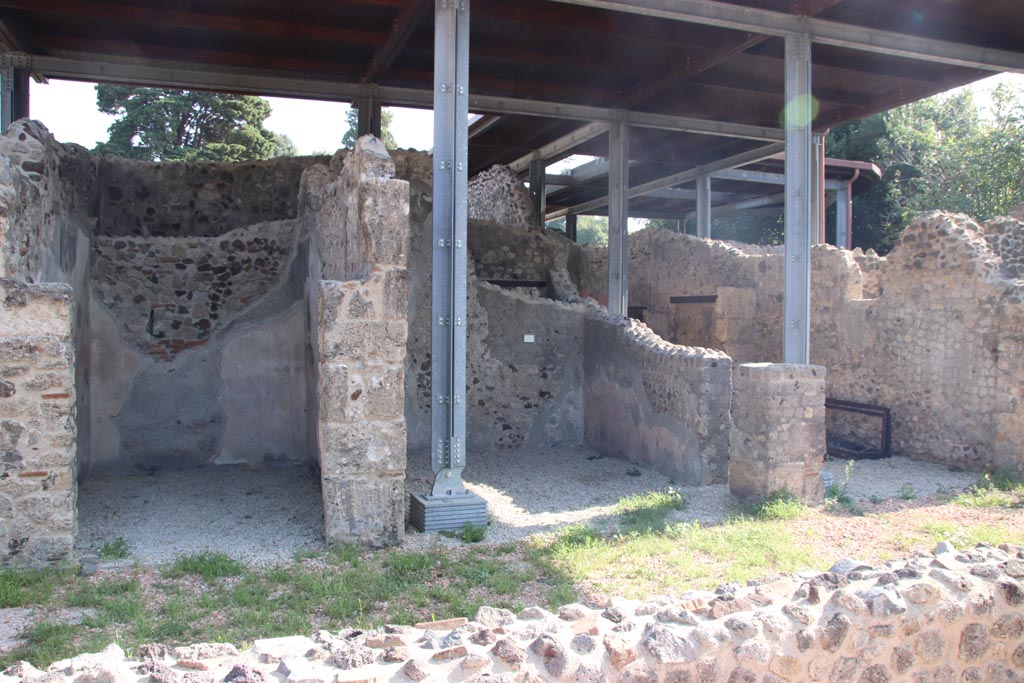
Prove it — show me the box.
[827,83,1024,252]
[93,86,295,162]
[341,107,398,150]
[546,215,609,245]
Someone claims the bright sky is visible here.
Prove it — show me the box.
[27,73,1024,156]
[28,80,436,153]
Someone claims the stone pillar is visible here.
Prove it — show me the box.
[315,138,410,547]
[729,362,825,503]
[0,279,77,565]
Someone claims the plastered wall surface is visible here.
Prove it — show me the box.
[582,215,1024,476]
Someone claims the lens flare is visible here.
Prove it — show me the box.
[779,94,821,128]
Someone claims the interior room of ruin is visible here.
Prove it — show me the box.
[3,114,1024,563]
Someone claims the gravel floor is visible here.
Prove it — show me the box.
[822,455,978,501]
[76,451,982,565]
[76,464,325,566]
[404,446,732,548]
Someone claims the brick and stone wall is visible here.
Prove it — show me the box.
[583,314,733,486]
[14,543,1024,683]
[0,280,77,565]
[0,121,95,565]
[729,363,826,503]
[302,138,410,546]
[581,213,1024,476]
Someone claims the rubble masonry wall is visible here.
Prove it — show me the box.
[583,315,732,486]
[581,215,1024,476]
[16,544,1024,683]
[0,120,95,564]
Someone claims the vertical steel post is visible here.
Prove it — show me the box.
[1,67,28,132]
[607,118,630,317]
[356,96,383,139]
[810,133,823,245]
[696,173,712,239]
[566,213,578,242]
[835,185,851,249]
[783,32,813,365]
[427,0,472,500]
[528,158,546,228]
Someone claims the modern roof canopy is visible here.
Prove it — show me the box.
[1,0,1022,220]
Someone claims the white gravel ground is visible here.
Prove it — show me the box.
[76,451,981,565]
[822,455,978,501]
[76,464,325,566]
[404,446,732,548]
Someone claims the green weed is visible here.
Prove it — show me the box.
[164,552,245,581]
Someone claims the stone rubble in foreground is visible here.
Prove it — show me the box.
[4,543,1024,683]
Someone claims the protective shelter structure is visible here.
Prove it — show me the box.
[1,0,1023,538]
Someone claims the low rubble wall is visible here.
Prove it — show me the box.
[10,543,1024,683]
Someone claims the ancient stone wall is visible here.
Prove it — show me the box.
[17,543,1024,683]
[0,280,77,565]
[302,138,410,546]
[0,121,96,566]
[86,218,309,473]
[583,314,732,485]
[582,214,1024,476]
[95,155,327,237]
[397,155,587,453]
[466,165,537,230]
[729,363,826,503]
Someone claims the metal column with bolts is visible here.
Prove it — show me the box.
[1,67,29,131]
[409,0,487,532]
[696,174,712,238]
[811,132,827,244]
[565,213,578,242]
[528,158,547,228]
[835,185,851,249]
[783,32,813,365]
[607,118,630,317]
[356,96,383,138]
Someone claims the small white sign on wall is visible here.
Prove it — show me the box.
[523,334,535,343]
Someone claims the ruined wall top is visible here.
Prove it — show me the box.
[96,153,328,238]
[0,120,96,283]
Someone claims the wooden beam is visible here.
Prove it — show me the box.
[363,0,432,83]
[0,0,386,46]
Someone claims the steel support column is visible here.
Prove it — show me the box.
[696,173,711,239]
[528,158,546,228]
[607,119,629,317]
[356,96,382,139]
[812,133,825,245]
[565,213,578,242]
[1,67,28,131]
[835,185,851,249]
[783,32,813,365]
[411,0,487,532]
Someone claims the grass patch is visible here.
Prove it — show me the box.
[530,513,816,601]
[0,566,71,608]
[99,538,130,561]
[4,622,79,669]
[165,552,245,581]
[615,489,686,533]
[951,472,1024,509]
[440,524,487,543]
[743,490,807,520]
